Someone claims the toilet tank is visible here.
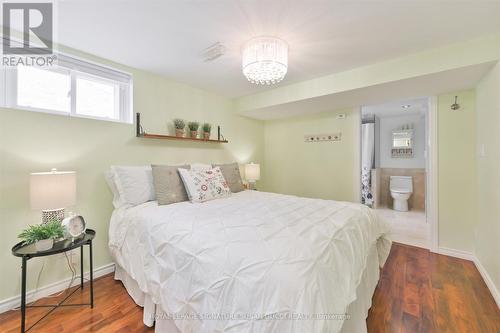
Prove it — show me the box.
[390,176,413,192]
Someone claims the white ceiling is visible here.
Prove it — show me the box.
[362,97,429,119]
[56,0,500,98]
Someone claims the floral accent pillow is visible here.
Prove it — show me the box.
[178,167,232,203]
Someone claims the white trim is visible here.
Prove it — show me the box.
[0,68,6,106]
[0,50,133,124]
[56,51,133,82]
[58,54,132,83]
[2,36,134,79]
[428,96,439,252]
[353,107,362,202]
[5,104,134,125]
[4,66,17,108]
[0,263,115,314]
[473,257,500,308]
[70,69,77,116]
[437,247,475,261]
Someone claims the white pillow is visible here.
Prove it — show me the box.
[104,170,126,209]
[190,163,212,171]
[178,167,232,203]
[110,166,155,206]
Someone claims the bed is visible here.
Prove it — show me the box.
[108,190,391,333]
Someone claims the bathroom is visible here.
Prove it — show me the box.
[361,97,429,248]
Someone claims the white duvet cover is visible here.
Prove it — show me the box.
[109,190,391,333]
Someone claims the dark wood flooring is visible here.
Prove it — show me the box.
[367,243,500,333]
[1,243,499,333]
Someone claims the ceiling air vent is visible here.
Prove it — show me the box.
[202,42,226,62]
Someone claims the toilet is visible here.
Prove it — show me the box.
[390,176,413,212]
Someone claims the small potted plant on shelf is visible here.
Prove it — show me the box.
[188,121,199,138]
[173,118,186,137]
[18,220,65,251]
[202,123,211,140]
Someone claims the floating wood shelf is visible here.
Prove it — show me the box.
[135,113,228,143]
[139,133,228,143]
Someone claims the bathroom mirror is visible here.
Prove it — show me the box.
[391,130,414,158]
[392,130,413,148]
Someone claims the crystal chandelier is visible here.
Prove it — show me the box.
[242,37,288,85]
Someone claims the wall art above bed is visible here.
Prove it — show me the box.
[304,133,342,142]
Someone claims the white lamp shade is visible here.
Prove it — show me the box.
[245,163,260,182]
[30,170,76,210]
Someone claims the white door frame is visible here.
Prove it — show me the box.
[353,107,362,202]
[358,97,439,252]
[427,96,439,252]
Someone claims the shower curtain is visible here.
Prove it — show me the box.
[361,123,375,206]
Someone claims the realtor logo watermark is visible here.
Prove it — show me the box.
[1,1,56,66]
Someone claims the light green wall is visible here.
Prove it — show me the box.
[261,90,479,256]
[262,108,360,202]
[0,49,264,301]
[438,90,477,253]
[475,61,500,296]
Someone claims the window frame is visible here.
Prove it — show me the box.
[7,65,73,116]
[1,51,133,124]
[74,71,123,122]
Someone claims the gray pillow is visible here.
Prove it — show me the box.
[151,164,190,205]
[212,162,245,193]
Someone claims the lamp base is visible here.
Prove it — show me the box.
[248,181,257,191]
[42,208,65,224]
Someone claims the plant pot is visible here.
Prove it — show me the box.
[35,238,54,251]
[203,132,210,140]
[175,129,184,137]
[190,130,198,138]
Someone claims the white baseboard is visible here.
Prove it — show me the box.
[473,257,500,309]
[437,247,475,261]
[0,263,115,314]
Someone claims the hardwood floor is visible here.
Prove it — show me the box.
[0,276,153,333]
[367,243,500,333]
[0,243,498,333]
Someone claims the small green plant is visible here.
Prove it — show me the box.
[173,118,185,130]
[188,121,199,131]
[202,123,212,133]
[18,220,64,245]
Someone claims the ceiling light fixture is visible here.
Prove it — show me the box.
[242,36,288,85]
[402,105,411,109]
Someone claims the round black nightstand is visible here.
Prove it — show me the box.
[12,229,96,333]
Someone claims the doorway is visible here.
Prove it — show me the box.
[359,97,436,249]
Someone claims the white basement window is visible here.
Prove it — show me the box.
[1,53,133,123]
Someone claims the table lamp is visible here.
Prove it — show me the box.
[30,168,76,223]
[245,163,260,190]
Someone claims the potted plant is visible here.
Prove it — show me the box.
[188,121,199,138]
[18,220,65,251]
[173,118,186,137]
[202,123,211,140]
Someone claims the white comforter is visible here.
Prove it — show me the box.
[109,190,391,333]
